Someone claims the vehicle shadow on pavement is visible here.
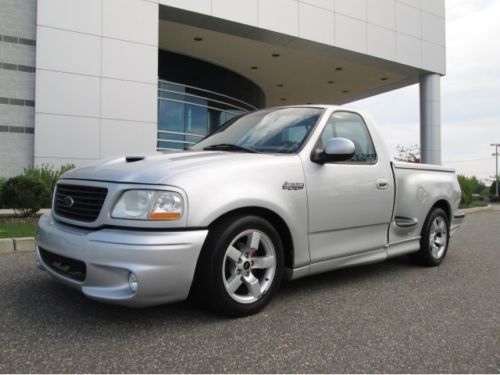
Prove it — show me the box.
[277,255,414,298]
[7,254,417,328]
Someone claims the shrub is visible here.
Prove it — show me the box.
[23,163,75,191]
[0,178,5,209]
[1,175,50,217]
[22,163,75,207]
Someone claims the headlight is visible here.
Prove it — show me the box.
[111,190,183,220]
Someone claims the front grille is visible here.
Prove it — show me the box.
[39,247,86,282]
[54,184,107,222]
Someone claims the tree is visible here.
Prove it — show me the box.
[395,144,420,163]
[490,179,499,196]
[468,176,486,195]
[457,175,473,207]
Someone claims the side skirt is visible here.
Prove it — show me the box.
[286,237,421,281]
[287,247,386,281]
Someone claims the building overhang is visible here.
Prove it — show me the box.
[159,5,434,107]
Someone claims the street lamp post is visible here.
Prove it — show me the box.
[492,143,500,197]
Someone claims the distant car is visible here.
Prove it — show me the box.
[36,105,464,316]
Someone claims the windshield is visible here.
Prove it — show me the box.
[190,107,324,154]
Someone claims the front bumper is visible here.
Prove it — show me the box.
[36,214,208,307]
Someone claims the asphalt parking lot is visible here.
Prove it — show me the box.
[0,210,498,373]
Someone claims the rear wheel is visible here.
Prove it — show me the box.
[409,208,450,266]
[193,215,284,317]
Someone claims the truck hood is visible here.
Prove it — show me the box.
[62,151,287,185]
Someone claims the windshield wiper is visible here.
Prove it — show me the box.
[203,144,259,153]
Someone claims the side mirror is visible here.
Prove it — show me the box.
[311,137,355,164]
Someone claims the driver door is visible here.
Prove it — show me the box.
[303,111,394,263]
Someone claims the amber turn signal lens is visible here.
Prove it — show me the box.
[148,212,181,220]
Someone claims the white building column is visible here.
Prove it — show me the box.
[419,74,442,165]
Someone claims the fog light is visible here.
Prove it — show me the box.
[128,272,138,292]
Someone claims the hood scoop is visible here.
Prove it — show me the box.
[125,156,145,163]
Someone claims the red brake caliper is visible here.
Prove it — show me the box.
[250,250,258,275]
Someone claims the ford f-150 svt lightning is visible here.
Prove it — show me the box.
[36,105,464,316]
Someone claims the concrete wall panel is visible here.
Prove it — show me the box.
[299,2,334,46]
[35,114,100,159]
[36,26,101,76]
[396,2,421,38]
[158,0,211,15]
[101,79,157,123]
[396,33,421,68]
[259,0,299,37]
[367,0,395,29]
[335,13,366,53]
[103,0,158,45]
[367,24,396,61]
[422,12,445,46]
[299,0,334,12]
[35,70,100,117]
[213,0,258,27]
[101,38,158,83]
[37,0,101,35]
[100,119,157,158]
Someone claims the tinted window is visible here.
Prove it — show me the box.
[191,107,324,154]
[320,111,377,163]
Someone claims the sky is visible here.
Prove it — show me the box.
[350,0,500,182]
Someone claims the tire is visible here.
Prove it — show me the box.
[192,215,284,317]
[409,207,450,266]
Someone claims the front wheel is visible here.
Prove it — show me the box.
[192,215,284,317]
[409,207,450,266]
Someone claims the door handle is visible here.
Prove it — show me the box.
[376,178,389,189]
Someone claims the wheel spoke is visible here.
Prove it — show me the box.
[243,274,262,298]
[226,275,243,294]
[433,221,440,232]
[247,231,261,250]
[252,255,275,269]
[226,246,242,263]
[438,221,447,233]
[435,236,445,245]
[431,244,440,257]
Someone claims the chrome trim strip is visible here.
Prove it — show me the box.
[158,96,242,116]
[157,129,205,138]
[158,87,252,113]
[159,79,258,110]
[157,138,196,145]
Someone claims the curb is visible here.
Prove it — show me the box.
[0,208,50,218]
[461,205,493,214]
[0,210,48,253]
[0,237,35,253]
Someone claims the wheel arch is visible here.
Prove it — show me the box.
[207,206,295,269]
[430,199,451,221]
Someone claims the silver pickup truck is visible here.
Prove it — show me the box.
[36,105,464,316]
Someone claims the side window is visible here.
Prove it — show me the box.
[320,111,377,163]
